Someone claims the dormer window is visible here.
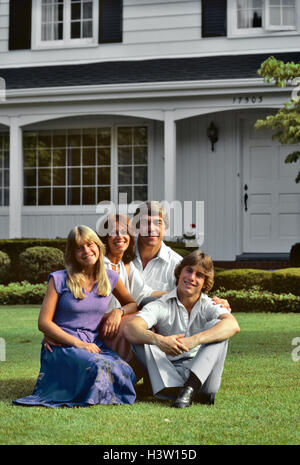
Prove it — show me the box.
[33,0,98,48]
[228,0,297,37]
[9,0,123,51]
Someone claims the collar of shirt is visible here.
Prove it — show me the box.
[135,239,169,263]
[164,287,207,325]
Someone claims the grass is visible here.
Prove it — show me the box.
[0,306,299,445]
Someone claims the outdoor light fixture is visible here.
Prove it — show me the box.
[207,121,218,151]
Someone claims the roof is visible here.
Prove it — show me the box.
[1,52,300,90]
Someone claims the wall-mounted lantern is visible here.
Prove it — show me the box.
[207,121,218,151]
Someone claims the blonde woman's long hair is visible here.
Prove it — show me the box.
[65,225,111,299]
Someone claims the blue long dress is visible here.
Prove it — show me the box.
[13,269,136,407]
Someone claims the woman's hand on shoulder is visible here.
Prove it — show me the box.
[212,296,231,312]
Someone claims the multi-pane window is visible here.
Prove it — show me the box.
[118,127,148,204]
[266,0,296,29]
[23,128,111,206]
[70,0,94,39]
[230,0,296,34]
[0,133,9,207]
[41,0,64,41]
[23,127,148,206]
[35,0,97,47]
[237,0,263,29]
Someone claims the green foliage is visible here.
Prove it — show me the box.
[0,239,66,281]
[290,242,300,267]
[256,56,300,183]
[214,269,272,291]
[19,247,65,283]
[212,288,300,313]
[164,241,198,256]
[0,282,46,305]
[214,267,300,296]
[1,309,299,445]
[0,250,11,284]
[268,268,300,296]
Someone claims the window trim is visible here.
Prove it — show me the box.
[32,0,99,50]
[227,0,298,38]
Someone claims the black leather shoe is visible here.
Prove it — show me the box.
[197,391,215,405]
[172,385,195,408]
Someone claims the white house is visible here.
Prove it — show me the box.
[0,0,299,263]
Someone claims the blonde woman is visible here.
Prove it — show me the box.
[13,225,137,407]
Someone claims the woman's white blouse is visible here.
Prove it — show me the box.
[104,257,153,312]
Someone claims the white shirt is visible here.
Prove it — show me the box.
[132,241,182,292]
[104,256,153,312]
[137,288,230,360]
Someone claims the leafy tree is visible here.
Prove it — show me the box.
[255,56,300,183]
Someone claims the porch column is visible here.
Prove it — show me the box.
[164,111,176,202]
[9,117,22,238]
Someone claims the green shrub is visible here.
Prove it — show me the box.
[211,288,300,313]
[0,250,11,284]
[19,247,65,283]
[268,268,300,296]
[290,243,300,267]
[0,282,47,305]
[0,239,66,280]
[214,268,272,291]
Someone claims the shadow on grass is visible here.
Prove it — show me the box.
[0,379,36,403]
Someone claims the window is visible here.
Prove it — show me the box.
[266,0,296,30]
[32,0,99,48]
[117,127,148,204]
[237,0,263,29]
[23,126,148,206]
[0,133,9,207]
[228,0,297,36]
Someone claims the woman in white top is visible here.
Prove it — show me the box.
[98,213,164,362]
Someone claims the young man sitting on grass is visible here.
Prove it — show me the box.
[124,250,240,408]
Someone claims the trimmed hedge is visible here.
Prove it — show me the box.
[214,268,300,296]
[0,251,11,284]
[0,239,66,280]
[290,243,300,267]
[0,282,47,305]
[211,288,300,313]
[0,281,299,312]
[19,246,65,283]
[214,269,272,291]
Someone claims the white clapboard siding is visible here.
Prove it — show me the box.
[124,1,200,19]
[1,0,299,67]
[176,112,238,261]
[0,0,8,53]
[0,214,9,239]
[22,213,101,239]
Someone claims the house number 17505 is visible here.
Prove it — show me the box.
[232,96,263,104]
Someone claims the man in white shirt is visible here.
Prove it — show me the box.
[124,250,240,408]
[132,201,181,292]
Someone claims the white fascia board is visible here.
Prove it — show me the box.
[2,78,290,105]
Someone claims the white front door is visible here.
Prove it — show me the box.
[242,117,300,253]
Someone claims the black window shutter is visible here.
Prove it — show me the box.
[202,0,227,37]
[9,0,32,50]
[99,0,123,43]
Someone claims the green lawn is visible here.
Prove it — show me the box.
[0,306,299,445]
